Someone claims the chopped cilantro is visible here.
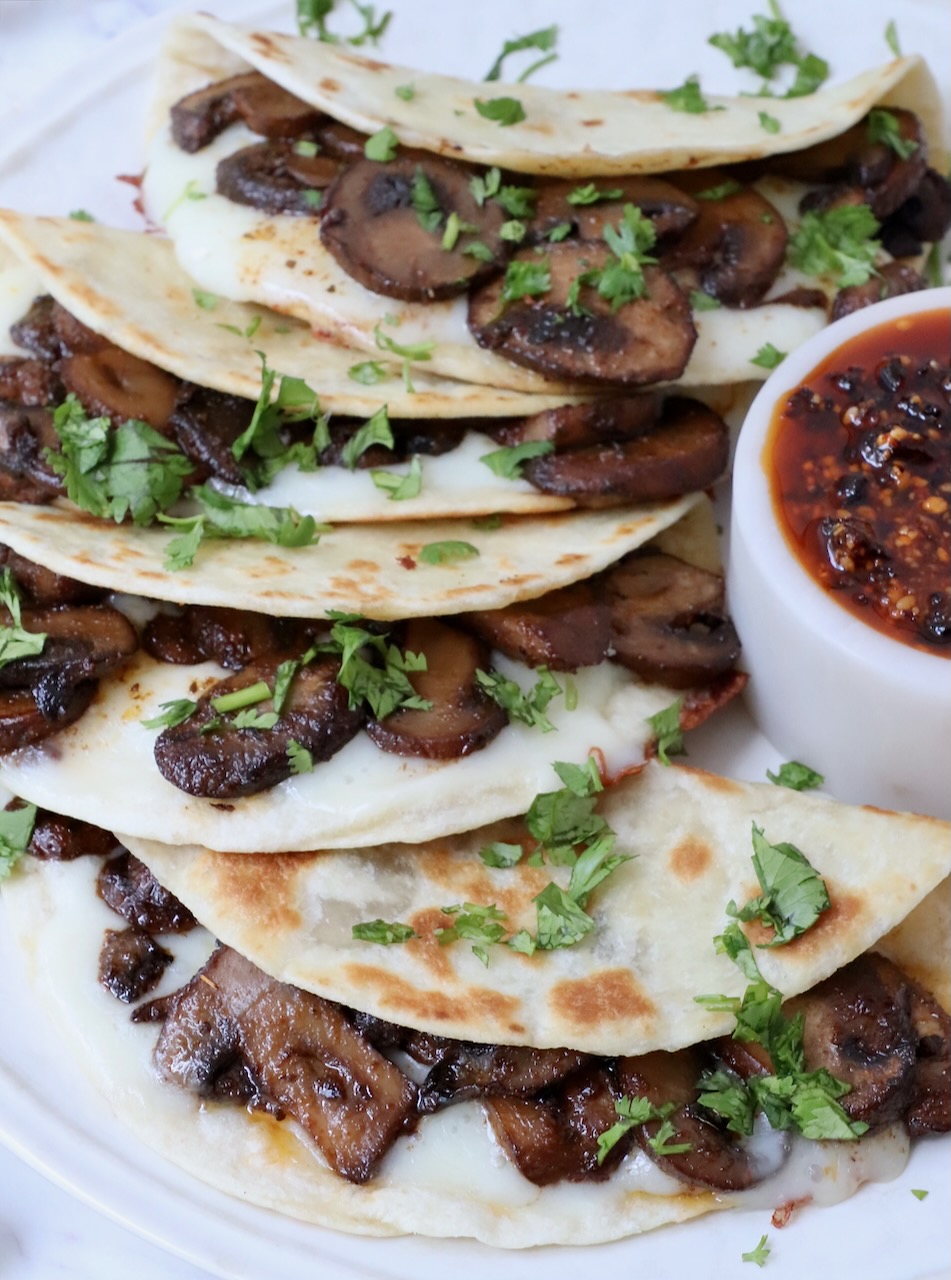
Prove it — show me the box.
[484,25,558,83]
[294,139,320,157]
[661,75,718,114]
[727,822,830,946]
[364,125,399,162]
[596,1096,676,1164]
[500,258,551,305]
[68,208,95,222]
[567,183,624,206]
[767,761,824,791]
[911,1188,929,1201]
[690,289,722,311]
[579,203,658,311]
[480,439,553,479]
[533,882,595,949]
[351,919,417,944]
[924,241,944,289]
[499,219,527,243]
[436,902,508,959]
[474,96,526,127]
[210,681,272,715]
[789,204,881,287]
[442,211,479,250]
[348,359,388,384]
[868,108,918,160]
[884,19,901,56]
[476,666,562,732]
[160,487,324,571]
[318,613,430,719]
[479,841,524,868]
[0,570,46,671]
[287,739,314,774]
[230,354,329,486]
[751,342,786,369]
[471,512,502,531]
[394,82,415,101]
[140,698,199,731]
[709,2,829,98]
[373,323,435,362]
[46,395,192,527]
[191,288,218,310]
[296,0,391,46]
[0,803,36,880]
[341,406,394,469]
[647,1116,693,1155]
[648,697,685,765]
[742,1235,771,1267]
[759,110,781,133]
[697,179,743,201]
[418,540,479,564]
[162,178,207,221]
[411,167,442,232]
[371,455,423,500]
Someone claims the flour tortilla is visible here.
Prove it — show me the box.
[1,794,946,1246]
[123,761,951,1055]
[143,17,944,391]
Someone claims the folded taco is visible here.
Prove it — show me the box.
[144,15,950,392]
[1,762,947,1247]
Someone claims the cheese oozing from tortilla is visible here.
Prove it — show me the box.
[0,648,683,853]
[143,123,829,393]
[0,854,916,1249]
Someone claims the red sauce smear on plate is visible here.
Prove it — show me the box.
[768,307,950,656]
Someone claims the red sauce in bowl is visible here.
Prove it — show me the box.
[767,306,950,656]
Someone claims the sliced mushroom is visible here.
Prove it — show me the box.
[485,1065,625,1184]
[487,392,662,452]
[617,1048,778,1191]
[468,245,696,386]
[24,807,119,861]
[904,973,951,1137]
[313,118,372,161]
[0,604,138,689]
[661,178,788,306]
[603,550,741,687]
[0,684,95,753]
[216,141,340,216]
[831,262,925,322]
[167,384,252,486]
[0,403,66,497]
[98,926,173,1004]
[365,617,507,759]
[419,1042,589,1112]
[50,301,109,355]
[530,176,699,244]
[153,656,364,798]
[791,953,920,1129]
[522,397,729,506]
[0,546,104,606]
[144,605,293,670]
[320,155,509,301]
[170,71,322,152]
[880,168,951,257]
[9,295,61,360]
[97,850,197,933]
[458,582,609,672]
[0,357,62,407]
[155,945,418,1183]
[59,346,180,430]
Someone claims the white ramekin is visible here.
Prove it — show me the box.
[729,286,951,819]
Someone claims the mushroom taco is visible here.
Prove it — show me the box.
[1,762,948,1246]
[144,15,950,392]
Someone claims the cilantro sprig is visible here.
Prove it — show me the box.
[318,612,431,720]
[789,205,881,287]
[0,803,36,880]
[296,0,391,46]
[727,823,830,946]
[484,25,558,83]
[160,487,324,571]
[476,667,562,732]
[0,570,46,671]
[709,1,829,98]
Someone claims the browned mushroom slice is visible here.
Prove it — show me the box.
[59,346,180,430]
[312,118,370,161]
[487,392,663,451]
[365,618,507,759]
[320,156,509,301]
[99,926,173,1003]
[485,1065,625,1184]
[153,656,364,799]
[603,550,741,687]
[904,974,951,1137]
[0,403,66,497]
[523,397,729,506]
[25,807,120,861]
[791,953,920,1129]
[390,419,469,457]
[155,945,418,1183]
[50,301,109,355]
[9,295,61,360]
[167,385,252,486]
[7,604,138,682]
[469,246,696,386]
[98,850,197,933]
[0,684,95,753]
[0,358,62,407]
[530,176,699,244]
[831,262,925,322]
[661,180,787,307]
[459,582,610,672]
[143,605,292,669]
[617,1048,781,1191]
[216,141,339,216]
[880,168,951,257]
[0,546,104,607]
[170,71,322,152]
[419,1042,589,1112]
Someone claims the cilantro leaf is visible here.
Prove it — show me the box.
[411,166,442,232]
[567,183,624,206]
[567,833,631,906]
[297,0,391,47]
[341,407,394,469]
[484,25,558,83]
[320,615,430,719]
[287,739,314,774]
[0,570,46,670]
[348,360,388,385]
[648,697,685,765]
[351,919,417,944]
[373,323,435,362]
[480,439,554,479]
[364,125,399,162]
[479,841,524,868]
[742,1235,771,1267]
[418,540,479,565]
[231,355,329,486]
[160,487,324,570]
[697,180,744,201]
[868,108,918,160]
[647,1116,693,1155]
[884,19,901,56]
[474,96,527,127]
[140,698,199,731]
[690,289,722,311]
[911,1188,928,1201]
[476,666,562,732]
[500,257,551,305]
[576,204,657,311]
[709,2,828,97]
[696,1068,757,1135]
[436,902,508,953]
[0,803,36,880]
[661,75,718,114]
[532,882,595,949]
[394,82,415,101]
[751,342,786,369]
[767,761,824,791]
[759,110,781,133]
[370,455,423,501]
[789,205,881,287]
[728,822,830,946]
[68,209,95,222]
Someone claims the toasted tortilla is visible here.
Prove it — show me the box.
[1,788,946,1246]
[143,17,943,392]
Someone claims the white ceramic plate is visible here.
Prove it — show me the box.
[0,2,948,1277]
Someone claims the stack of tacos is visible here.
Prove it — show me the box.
[0,6,948,1263]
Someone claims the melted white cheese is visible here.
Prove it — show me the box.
[143,124,829,391]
